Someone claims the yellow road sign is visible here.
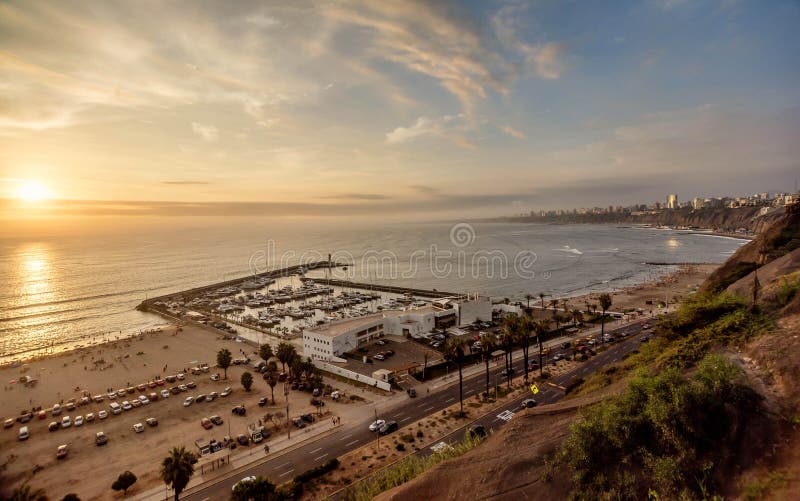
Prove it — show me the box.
[530,383,539,395]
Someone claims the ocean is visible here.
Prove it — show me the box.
[0,220,745,362]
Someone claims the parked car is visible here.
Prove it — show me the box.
[95,431,108,445]
[312,388,321,397]
[56,444,69,459]
[195,394,207,403]
[18,426,29,440]
[138,395,150,405]
[561,342,572,349]
[374,354,385,361]
[85,412,95,423]
[221,387,232,397]
[407,388,417,398]
[292,417,305,428]
[121,401,132,411]
[521,398,538,409]
[146,417,158,427]
[258,398,267,407]
[210,415,223,426]
[210,374,220,382]
[18,412,32,423]
[160,389,170,399]
[236,434,249,446]
[300,413,315,423]
[378,421,398,435]
[231,405,246,416]
[468,425,487,438]
[369,419,386,432]
[48,421,59,432]
[178,384,188,392]
[552,354,565,362]
[52,404,62,416]
[98,410,109,420]
[187,381,197,389]
[61,416,72,428]
[177,373,185,380]
[183,397,194,407]
[74,415,84,427]
[109,402,122,415]
[133,423,144,433]
[208,391,218,401]
[107,391,117,400]
[130,399,142,408]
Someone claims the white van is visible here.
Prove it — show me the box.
[18,426,29,440]
[109,402,122,415]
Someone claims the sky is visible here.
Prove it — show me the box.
[0,0,799,222]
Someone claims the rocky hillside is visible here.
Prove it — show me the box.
[497,205,785,233]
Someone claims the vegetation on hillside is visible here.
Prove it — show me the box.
[552,355,762,500]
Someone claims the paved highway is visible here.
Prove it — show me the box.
[186,320,651,500]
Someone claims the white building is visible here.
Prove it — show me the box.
[666,193,678,209]
[302,296,491,361]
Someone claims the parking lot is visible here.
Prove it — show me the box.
[343,335,442,379]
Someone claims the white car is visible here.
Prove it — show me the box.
[138,396,150,405]
[220,387,232,397]
[121,401,133,411]
[98,410,109,420]
[178,384,188,392]
[160,389,170,399]
[52,404,62,416]
[61,416,72,428]
[117,389,126,398]
[133,423,144,433]
[107,392,117,400]
[85,412,95,422]
[93,394,104,403]
[177,373,186,380]
[183,396,194,407]
[232,476,256,492]
[74,415,84,427]
[368,419,386,432]
[210,374,220,381]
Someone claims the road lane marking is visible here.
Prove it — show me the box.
[314,453,329,462]
[424,406,435,412]
[278,469,295,477]
[309,447,322,454]
[278,462,292,468]
[400,417,411,423]
[338,434,353,441]
[417,402,428,408]
[445,397,455,403]
[345,439,359,447]
[497,410,515,422]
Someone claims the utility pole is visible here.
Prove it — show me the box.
[284,382,290,440]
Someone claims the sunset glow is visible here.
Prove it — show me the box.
[16,181,49,202]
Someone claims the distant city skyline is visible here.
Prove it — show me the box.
[1,0,799,221]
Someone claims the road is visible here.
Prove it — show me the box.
[185,320,651,500]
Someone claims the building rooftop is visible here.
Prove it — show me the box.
[382,305,440,317]
[305,313,383,337]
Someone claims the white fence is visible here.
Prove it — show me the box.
[313,361,392,391]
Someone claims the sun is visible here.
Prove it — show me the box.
[17,180,49,202]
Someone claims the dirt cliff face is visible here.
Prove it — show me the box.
[702,207,800,292]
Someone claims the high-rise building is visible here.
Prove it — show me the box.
[666,193,678,209]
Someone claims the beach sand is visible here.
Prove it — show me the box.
[0,322,350,500]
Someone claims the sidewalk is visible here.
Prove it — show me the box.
[132,419,345,500]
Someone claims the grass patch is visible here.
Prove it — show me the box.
[341,433,484,501]
[742,471,788,500]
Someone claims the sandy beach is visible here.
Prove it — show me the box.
[0,322,360,500]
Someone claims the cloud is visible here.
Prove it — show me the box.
[191,122,219,142]
[409,185,442,196]
[501,125,526,140]
[386,114,473,147]
[319,193,391,200]
[531,42,566,80]
[162,180,212,185]
[322,1,523,116]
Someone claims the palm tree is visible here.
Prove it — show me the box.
[443,337,467,415]
[216,348,232,379]
[538,292,546,310]
[10,485,48,501]
[525,293,533,308]
[160,446,196,501]
[478,331,496,397]
[258,343,273,364]
[500,315,518,388]
[231,476,276,501]
[534,318,551,376]
[599,293,613,343]
[263,363,277,404]
[570,308,583,327]
[276,342,296,374]
[518,314,536,381]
